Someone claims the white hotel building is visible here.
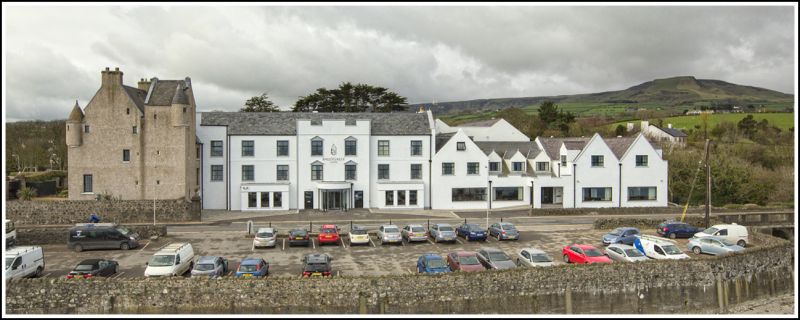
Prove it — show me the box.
[196,112,668,211]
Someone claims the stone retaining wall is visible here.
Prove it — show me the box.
[15,225,167,246]
[5,243,794,314]
[6,198,200,226]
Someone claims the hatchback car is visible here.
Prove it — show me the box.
[288,228,310,247]
[318,224,340,246]
[687,236,745,256]
[476,247,516,270]
[66,259,118,279]
[602,227,640,245]
[377,225,402,245]
[417,253,451,274]
[253,227,277,249]
[301,253,334,277]
[235,257,269,278]
[604,244,649,262]
[456,223,487,241]
[429,223,457,243]
[446,251,486,272]
[191,256,229,278]
[348,225,370,246]
[656,221,704,239]
[516,248,555,267]
[489,222,519,240]
[562,244,612,264]
[401,224,428,243]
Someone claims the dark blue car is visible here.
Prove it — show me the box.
[235,257,269,278]
[602,227,640,245]
[416,253,450,274]
[657,221,704,239]
[456,223,487,241]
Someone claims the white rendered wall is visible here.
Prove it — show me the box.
[196,116,228,210]
[229,135,297,211]
[369,135,431,209]
[620,134,668,207]
[573,134,619,208]
[431,130,489,210]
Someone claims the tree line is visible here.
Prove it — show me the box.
[239,82,408,113]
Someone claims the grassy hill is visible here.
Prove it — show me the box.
[610,112,795,131]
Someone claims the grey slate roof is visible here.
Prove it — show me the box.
[657,126,688,137]
[68,101,84,121]
[456,118,501,127]
[201,112,432,136]
[474,141,541,159]
[538,137,590,159]
[435,132,456,152]
[172,83,189,105]
[563,139,589,150]
[604,137,637,159]
[122,86,146,112]
[147,80,185,106]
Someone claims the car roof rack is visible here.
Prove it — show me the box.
[74,223,118,228]
[157,242,190,252]
[637,234,677,244]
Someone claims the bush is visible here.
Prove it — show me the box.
[57,189,68,198]
[16,187,38,201]
[723,204,743,210]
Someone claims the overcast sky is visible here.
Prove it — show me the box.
[3,5,796,121]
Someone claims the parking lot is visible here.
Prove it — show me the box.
[32,220,781,280]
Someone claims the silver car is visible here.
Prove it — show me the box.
[516,248,554,267]
[604,244,650,262]
[377,225,402,245]
[190,256,228,278]
[429,223,457,243]
[688,236,745,256]
[253,227,277,248]
[402,224,427,243]
[477,247,516,270]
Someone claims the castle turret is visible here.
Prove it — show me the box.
[66,100,84,147]
[170,83,189,127]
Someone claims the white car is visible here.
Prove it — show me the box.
[5,246,45,279]
[634,235,690,260]
[693,223,749,247]
[516,248,554,267]
[253,227,277,248]
[377,225,402,245]
[348,226,370,245]
[604,244,650,262]
[145,243,195,277]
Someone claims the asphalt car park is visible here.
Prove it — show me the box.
[33,224,775,279]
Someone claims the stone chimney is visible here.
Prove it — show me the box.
[138,78,151,91]
[641,120,649,131]
[626,122,634,131]
[101,67,123,88]
[668,123,673,129]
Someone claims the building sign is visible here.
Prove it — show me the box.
[324,144,344,162]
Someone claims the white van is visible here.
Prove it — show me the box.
[694,223,749,247]
[5,246,45,279]
[144,243,195,277]
[633,235,690,260]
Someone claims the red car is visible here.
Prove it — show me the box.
[562,244,612,264]
[318,224,340,245]
[446,251,486,272]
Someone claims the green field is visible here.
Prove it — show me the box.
[611,112,795,131]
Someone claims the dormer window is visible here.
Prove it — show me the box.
[457,142,466,151]
[560,155,567,167]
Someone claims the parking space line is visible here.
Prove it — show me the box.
[113,271,125,279]
[401,240,406,247]
[369,238,376,247]
[456,238,465,245]
[139,241,150,251]
[42,273,52,278]
[312,238,316,249]
[341,239,347,249]
[407,269,413,274]
[427,239,435,245]
[251,241,255,252]
[282,239,286,251]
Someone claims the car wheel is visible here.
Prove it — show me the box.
[73,244,83,253]
[114,265,118,274]
[34,267,43,278]
[563,254,570,263]
[737,240,746,247]
[692,247,702,255]
[121,243,130,250]
[669,233,677,239]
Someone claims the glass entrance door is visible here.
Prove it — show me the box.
[321,189,348,211]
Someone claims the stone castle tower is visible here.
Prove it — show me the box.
[66,67,199,201]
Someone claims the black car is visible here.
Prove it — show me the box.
[656,221,704,239]
[301,253,333,277]
[67,259,118,279]
[288,228,310,247]
[68,223,140,252]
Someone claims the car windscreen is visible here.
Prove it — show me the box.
[290,230,307,236]
[501,224,516,230]
[488,252,510,261]
[438,226,453,232]
[531,254,553,262]
[256,232,273,238]
[458,256,480,265]
[239,264,258,272]
[662,245,683,255]
[321,228,336,234]
[466,224,480,231]
[624,249,644,257]
[149,255,175,267]
[5,257,14,269]
[411,227,426,232]
[116,227,130,236]
[427,259,447,269]
[194,263,215,271]
[383,227,399,233]
[609,228,623,236]
[74,264,96,271]
[702,227,719,235]
[584,249,604,257]
[350,229,367,235]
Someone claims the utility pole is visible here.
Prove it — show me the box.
[704,139,712,228]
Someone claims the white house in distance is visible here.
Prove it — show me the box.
[196,110,668,211]
[639,120,688,147]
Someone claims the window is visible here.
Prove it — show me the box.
[122,149,130,162]
[345,164,357,180]
[126,108,130,115]
[273,192,282,207]
[411,140,422,156]
[154,114,157,120]
[536,162,549,172]
[211,165,223,181]
[83,174,93,193]
[385,191,394,206]
[241,140,254,156]
[260,192,270,208]
[345,140,357,156]
[467,162,479,175]
[196,146,200,159]
[512,162,524,171]
[452,188,487,201]
[489,162,500,172]
[132,126,137,134]
[210,141,223,157]
[311,164,323,180]
[583,187,612,201]
[494,187,523,201]
[561,155,567,167]
[378,140,390,156]
[276,165,289,181]
[277,141,289,156]
[242,165,254,181]
[397,190,406,206]
[654,246,665,256]
[591,155,604,167]
[183,107,187,113]
[442,163,454,175]
[636,155,648,167]
[410,164,422,180]
[378,164,390,180]
[248,192,257,208]
[628,187,656,201]
[409,190,417,205]
[311,139,323,156]
[84,125,90,133]
[457,142,466,151]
